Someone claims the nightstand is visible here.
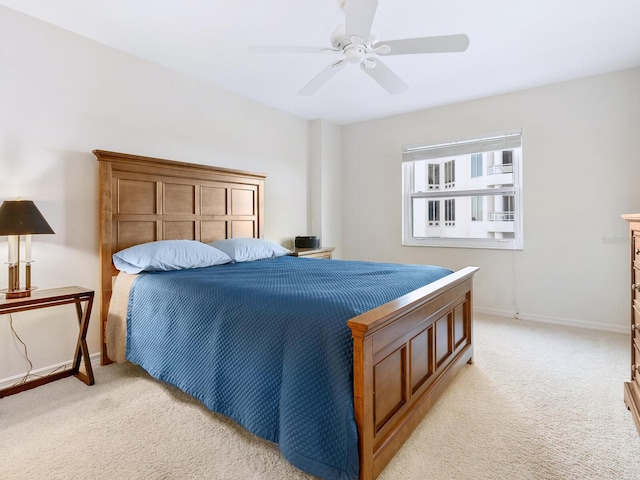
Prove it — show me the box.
[291,247,335,259]
[0,286,95,398]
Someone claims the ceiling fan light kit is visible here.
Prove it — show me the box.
[253,0,469,95]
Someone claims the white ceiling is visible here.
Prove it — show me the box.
[2,0,640,125]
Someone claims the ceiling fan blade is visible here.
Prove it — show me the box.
[344,0,378,40]
[297,61,345,96]
[360,58,407,95]
[375,34,470,55]
[249,45,332,54]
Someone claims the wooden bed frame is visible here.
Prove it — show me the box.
[95,149,478,480]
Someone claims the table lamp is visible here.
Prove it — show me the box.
[0,200,55,298]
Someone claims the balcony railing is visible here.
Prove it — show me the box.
[488,164,513,175]
[489,211,514,222]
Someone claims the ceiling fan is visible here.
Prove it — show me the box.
[251,0,470,96]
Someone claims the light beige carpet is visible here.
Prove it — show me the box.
[2,315,640,479]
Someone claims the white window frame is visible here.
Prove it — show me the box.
[402,131,523,250]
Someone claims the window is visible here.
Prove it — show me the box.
[428,200,440,226]
[402,131,523,249]
[471,196,483,221]
[444,160,455,188]
[444,199,455,226]
[428,164,440,190]
[503,195,514,215]
[471,153,483,178]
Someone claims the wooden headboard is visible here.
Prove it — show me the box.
[95,150,266,364]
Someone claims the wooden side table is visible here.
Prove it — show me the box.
[291,247,335,259]
[0,286,95,398]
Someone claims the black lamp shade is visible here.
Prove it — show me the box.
[0,200,55,235]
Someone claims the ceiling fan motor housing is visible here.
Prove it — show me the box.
[345,44,366,63]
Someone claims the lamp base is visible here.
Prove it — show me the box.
[2,288,36,299]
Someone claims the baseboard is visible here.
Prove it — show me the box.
[474,306,627,335]
[0,352,101,390]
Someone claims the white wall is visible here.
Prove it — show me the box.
[341,67,640,332]
[0,7,308,381]
[308,119,342,257]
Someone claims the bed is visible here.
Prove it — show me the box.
[95,149,479,480]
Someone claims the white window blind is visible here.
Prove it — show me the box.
[403,131,522,162]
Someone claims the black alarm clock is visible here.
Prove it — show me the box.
[294,236,319,249]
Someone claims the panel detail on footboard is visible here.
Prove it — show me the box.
[410,326,433,394]
[435,313,453,368]
[374,346,407,432]
[349,266,478,480]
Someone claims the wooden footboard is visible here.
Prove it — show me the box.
[348,266,478,480]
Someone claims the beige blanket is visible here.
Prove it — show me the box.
[106,272,138,363]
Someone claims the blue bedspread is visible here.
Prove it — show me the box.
[126,256,451,480]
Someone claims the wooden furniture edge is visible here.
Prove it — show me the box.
[0,287,95,397]
[98,157,113,365]
[93,149,267,181]
[623,215,640,435]
[348,266,479,335]
[625,381,640,435]
[0,286,93,311]
[349,266,478,480]
[291,247,335,258]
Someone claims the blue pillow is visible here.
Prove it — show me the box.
[113,240,232,274]
[208,238,291,263]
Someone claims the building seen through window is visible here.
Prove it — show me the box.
[402,131,522,249]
